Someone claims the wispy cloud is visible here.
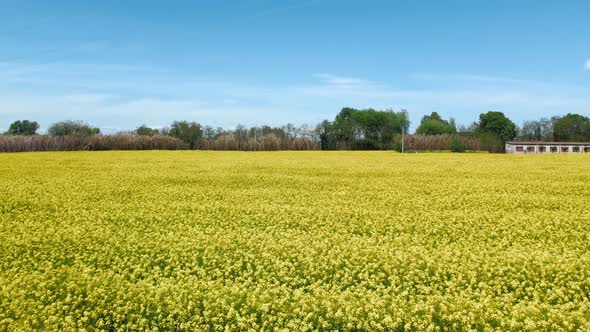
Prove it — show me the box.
[411,73,539,86]
[1,62,590,133]
[313,73,373,87]
[58,94,113,104]
[299,74,590,115]
[585,60,590,71]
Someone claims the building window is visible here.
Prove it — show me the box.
[538,146,546,152]
[550,146,558,153]
[561,147,569,153]
[526,146,535,152]
[515,146,524,152]
[573,146,580,152]
[584,147,590,153]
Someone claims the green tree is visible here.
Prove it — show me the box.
[135,125,160,136]
[415,112,456,135]
[6,120,40,135]
[202,126,216,140]
[168,121,202,149]
[478,132,505,153]
[477,111,517,142]
[553,113,590,142]
[518,118,556,141]
[330,107,409,150]
[48,120,101,137]
[448,136,465,152]
[316,120,334,150]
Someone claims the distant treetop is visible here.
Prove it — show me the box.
[48,120,101,137]
[5,120,40,135]
[415,112,457,136]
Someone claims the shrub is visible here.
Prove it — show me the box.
[0,135,187,152]
[0,135,86,152]
[135,125,160,136]
[449,137,466,152]
[86,134,188,150]
[394,135,481,152]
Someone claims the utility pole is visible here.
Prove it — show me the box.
[401,122,405,154]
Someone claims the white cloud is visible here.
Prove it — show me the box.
[1,62,590,133]
[313,73,372,87]
[59,94,113,104]
[585,60,590,71]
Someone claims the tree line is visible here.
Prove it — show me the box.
[2,110,590,153]
[0,120,319,152]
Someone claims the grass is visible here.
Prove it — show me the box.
[1,151,589,331]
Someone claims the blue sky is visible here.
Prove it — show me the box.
[1,0,590,133]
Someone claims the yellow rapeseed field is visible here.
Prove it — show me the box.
[1,151,590,331]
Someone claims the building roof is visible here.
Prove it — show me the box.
[506,141,590,145]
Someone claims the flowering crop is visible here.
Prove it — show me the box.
[1,151,590,331]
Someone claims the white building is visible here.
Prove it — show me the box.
[505,141,590,154]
